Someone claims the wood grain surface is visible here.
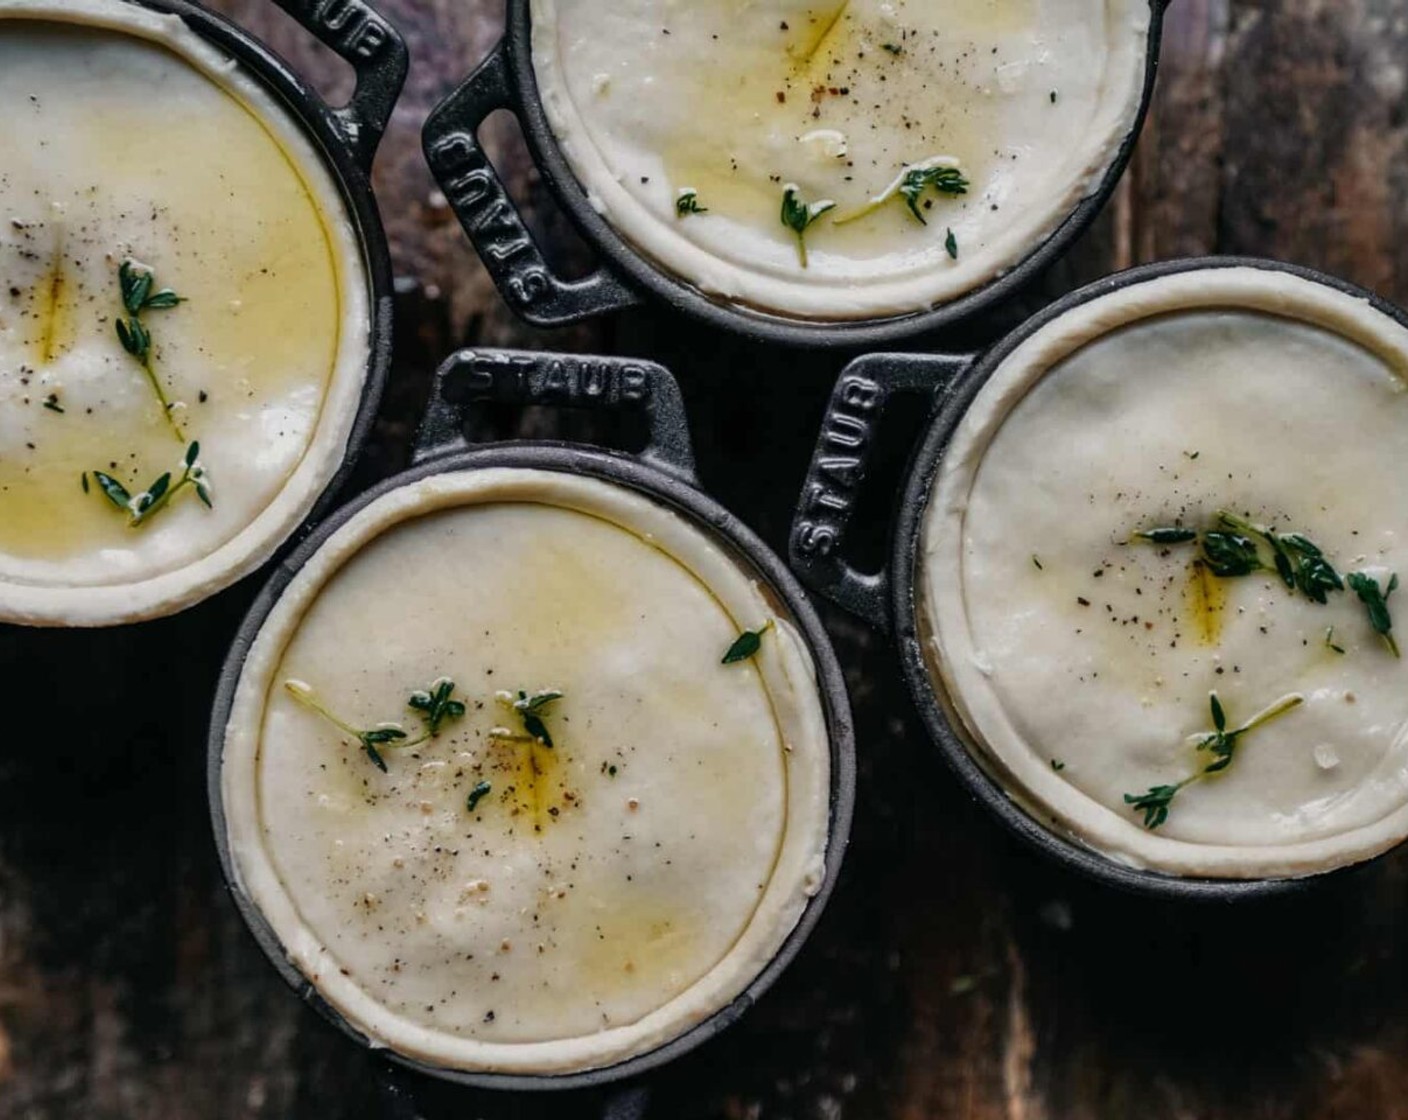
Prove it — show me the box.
[6,2,1408,1117]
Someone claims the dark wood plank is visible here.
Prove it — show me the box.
[7,2,1408,1118]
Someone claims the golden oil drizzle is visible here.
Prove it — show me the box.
[787,1,852,66]
[488,737,563,835]
[1185,559,1227,645]
[36,225,68,365]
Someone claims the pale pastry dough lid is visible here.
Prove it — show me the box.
[920,263,1408,881]
[219,465,836,1076]
[528,0,1154,322]
[0,0,373,626]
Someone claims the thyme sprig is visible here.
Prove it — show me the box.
[284,677,468,772]
[1200,526,1262,578]
[1123,783,1184,831]
[408,677,467,736]
[115,259,186,440]
[88,440,211,527]
[466,780,492,812]
[834,157,969,226]
[1135,510,1398,656]
[675,189,707,217]
[898,165,970,224]
[780,185,835,267]
[1347,572,1400,657]
[1124,691,1305,829]
[723,620,773,665]
[491,689,564,748]
[1134,527,1197,545]
[284,680,407,772]
[1216,511,1344,600]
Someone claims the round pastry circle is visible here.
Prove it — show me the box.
[923,267,1408,879]
[0,0,370,625]
[222,467,832,1075]
[529,0,1151,321]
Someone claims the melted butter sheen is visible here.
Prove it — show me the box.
[260,503,789,1044]
[0,20,340,583]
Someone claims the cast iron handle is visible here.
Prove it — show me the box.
[422,41,641,327]
[790,353,974,631]
[413,348,697,482]
[376,1065,651,1120]
[271,0,408,172]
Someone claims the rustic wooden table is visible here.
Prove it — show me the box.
[6,1,1408,1117]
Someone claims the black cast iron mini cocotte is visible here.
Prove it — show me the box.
[789,256,1408,901]
[207,350,857,1113]
[419,1,1170,349]
[124,0,406,544]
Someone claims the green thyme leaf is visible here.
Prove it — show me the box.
[407,678,468,736]
[91,470,130,510]
[115,316,148,362]
[898,164,969,225]
[780,185,836,267]
[521,712,552,746]
[1326,627,1346,654]
[675,190,707,217]
[361,740,389,772]
[1135,527,1198,545]
[360,726,411,772]
[42,393,63,413]
[129,470,171,521]
[944,227,958,259]
[1288,546,1343,604]
[1348,571,1401,658]
[142,289,183,310]
[120,259,152,315]
[142,472,171,509]
[466,780,492,813]
[1198,731,1235,774]
[519,690,563,714]
[723,620,773,665]
[1123,783,1184,830]
[1201,530,1262,577]
[495,689,564,747]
